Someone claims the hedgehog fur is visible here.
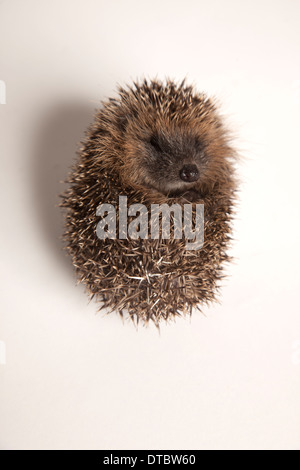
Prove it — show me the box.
[61,78,237,326]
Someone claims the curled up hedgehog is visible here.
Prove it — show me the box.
[61,78,238,326]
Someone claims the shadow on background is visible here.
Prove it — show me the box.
[32,101,96,273]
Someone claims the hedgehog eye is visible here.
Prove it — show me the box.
[149,135,162,152]
[194,138,204,153]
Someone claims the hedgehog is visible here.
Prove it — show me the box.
[61,78,237,326]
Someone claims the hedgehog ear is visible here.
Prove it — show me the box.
[118,115,128,134]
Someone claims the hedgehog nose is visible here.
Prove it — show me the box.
[180,164,199,182]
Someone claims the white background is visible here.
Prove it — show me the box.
[1,0,300,450]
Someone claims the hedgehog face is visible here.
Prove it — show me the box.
[141,131,209,195]
[118,106,230,200]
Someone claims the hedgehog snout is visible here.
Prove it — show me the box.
[179,164,199,182]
